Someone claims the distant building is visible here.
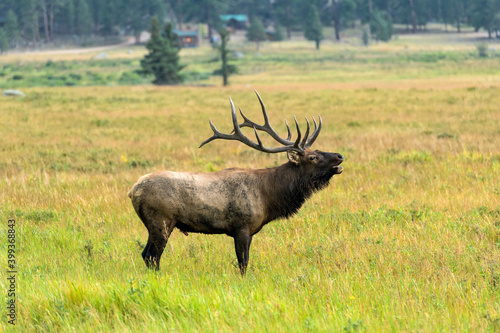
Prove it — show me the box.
[266,28,275,41]
[173,29,199,48]
[220,15,248,30]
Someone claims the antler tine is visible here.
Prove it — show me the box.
[284,119,292,141]
[237,91,295,146]
[299,117,311,149]
[199,98,242,148]
[293,116,302,149]
[254,90,271,126]
[198,120,219,148]
[305,116,322,148]
[238,107,256,129]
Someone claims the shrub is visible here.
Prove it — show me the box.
[476,42,488,58]
[370,10,393,42]
[69,73,83,81]
[118,71,143,84]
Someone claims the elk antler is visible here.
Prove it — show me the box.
[238,91,322,149]
[199,91,322,154]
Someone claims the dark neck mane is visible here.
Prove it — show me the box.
[260,162,332,223]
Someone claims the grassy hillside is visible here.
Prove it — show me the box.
[1,37,500,331]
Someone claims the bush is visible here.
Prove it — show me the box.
[370,10,393,42]
[476,42,488,58]
[69,73,82,81]
[118,71,143,84]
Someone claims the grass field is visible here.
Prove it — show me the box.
[1,34,500,331]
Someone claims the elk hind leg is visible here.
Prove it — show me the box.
[138,206,176,270]
[141,238,154,268]
[146,220,176,271]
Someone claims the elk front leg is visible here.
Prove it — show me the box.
[234,231,252,275]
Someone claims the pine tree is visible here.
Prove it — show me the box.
[304,5,323,50]
[140,17,184,85]
[75,0,92,37]
[66,0,75,34]
[0,29,9,53]
[274,24,285,41]
[5,10,19,47]
[246,17,267,51]
[369,10,393,42]
[470,0,499,38]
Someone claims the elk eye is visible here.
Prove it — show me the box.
[309,156,317,161]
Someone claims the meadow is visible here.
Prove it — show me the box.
[1,34,500,331]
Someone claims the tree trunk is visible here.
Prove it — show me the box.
[454,0,460,33]
[256,41,259,51]
[41,0,50,43]
[368,0,373,15]
[332,0,340,41]
[206,3,213,42]
[437,0,442,22]
[49,1,54,40]
[286,1,291,40]
[315,40,320,50]
[177,0,183,30]
[32,9,40,48]
[488,27,492,39]
[409,0,417,33]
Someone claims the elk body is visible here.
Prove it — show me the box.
[128,92,343,274]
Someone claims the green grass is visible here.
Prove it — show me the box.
[1,37,500,331]
[1,31,500,89]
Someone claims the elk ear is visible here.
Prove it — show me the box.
[287,151,301,165]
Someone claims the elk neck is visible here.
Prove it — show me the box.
[258,161,332,223]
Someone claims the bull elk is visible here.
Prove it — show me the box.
[128,91,343,274]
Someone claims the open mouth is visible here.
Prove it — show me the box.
[332,160,343,174]
[333,166,343,174]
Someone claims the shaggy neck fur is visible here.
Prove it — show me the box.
[260,161,335,223]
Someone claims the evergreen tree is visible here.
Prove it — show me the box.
[274,24,285,41]
[274,0,300,40]
[66,0,76,33]
[140,17,184,85]
[369,10,393,42]
[0,29,9,53]
[75,0,92,37]
[304,5,323,50]
[99,0,115,38]
[470,0,499,38]
[331,0,357,41]
[5,10,19,46]
[246,17,267,51]
[18,0,40,46]
[493,12,500,37]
